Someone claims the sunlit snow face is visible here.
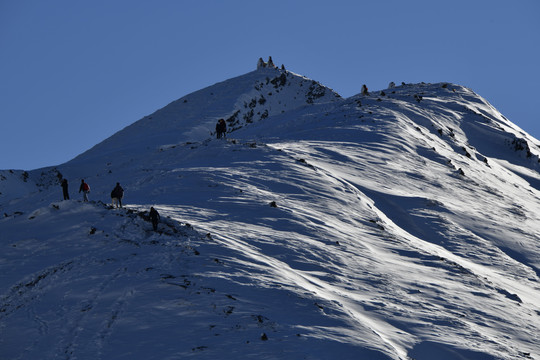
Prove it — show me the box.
[1,71,539,360]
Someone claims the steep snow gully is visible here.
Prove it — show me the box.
[1,61,540,359]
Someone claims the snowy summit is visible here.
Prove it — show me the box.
[1,58,539,360]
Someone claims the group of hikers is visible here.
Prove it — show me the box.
[55,118,227,231]
[60,178,160,231]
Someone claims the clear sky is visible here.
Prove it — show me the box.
[1,0,539,170]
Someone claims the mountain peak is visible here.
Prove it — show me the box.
[71,64,341,164]
[2,63,540,359]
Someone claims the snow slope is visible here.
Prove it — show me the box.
[1,65,539,360]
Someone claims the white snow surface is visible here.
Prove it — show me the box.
[1,67,540,360]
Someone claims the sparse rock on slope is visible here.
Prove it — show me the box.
[1,60,539,360]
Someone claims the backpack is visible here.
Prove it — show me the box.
[83,183,90,192]
[111,185,123,198]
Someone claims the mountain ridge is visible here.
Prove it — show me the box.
[1,64,539,359]
[69,67,341,164]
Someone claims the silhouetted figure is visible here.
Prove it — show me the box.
[257,57,266,69]
[110,182,124,208]
[149,207,160,231]
[216,118,227,139]
[79,179,90,202]
[267,56,275,68]
[61,179,69,200]
[361,84,369,95]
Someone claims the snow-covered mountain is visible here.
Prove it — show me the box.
[1,59,539,360]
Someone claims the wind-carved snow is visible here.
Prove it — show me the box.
[1,67,539,359]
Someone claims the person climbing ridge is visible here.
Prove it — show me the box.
[79,179,90,202]
[361,84,369,95]
[110,182,124,208]
[149,207,160,231]
[215,118,227,139]
[61,178,69,200]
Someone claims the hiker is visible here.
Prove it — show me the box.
[79,179,90,202]
[61,178,69,200]
[149,207,160,231]
[215,119,226,139]
[361,84,369,95]
[110,182,124,208]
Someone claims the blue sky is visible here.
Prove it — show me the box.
[1,0,539,170]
